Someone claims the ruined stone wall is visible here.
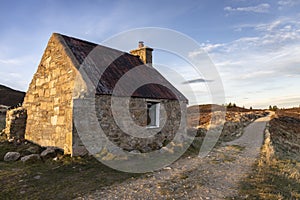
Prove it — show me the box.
[2,107,27,140]
[23,34,78,154]
[85,95,186,153]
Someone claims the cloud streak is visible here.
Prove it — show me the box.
[182,78,213,84]
[278,0,300,9]
[224,3,270,13]
[197,16,300,108]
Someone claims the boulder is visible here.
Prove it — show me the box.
[40,148,56,159]
[129,149,141,154]
[25,146,43,155]
[40,146,63,159]
[4,152,20,161]
[20,154,41,163]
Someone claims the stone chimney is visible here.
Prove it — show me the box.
[130,41,153,64]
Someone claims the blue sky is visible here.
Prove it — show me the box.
[0,0,299,108]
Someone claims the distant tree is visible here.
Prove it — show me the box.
[269,105,272,110]
[227,102,232,108]
[233,103,236,107]
[272,105,278,111]
[250,106,253,110]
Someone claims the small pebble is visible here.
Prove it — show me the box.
[34,175,41,180]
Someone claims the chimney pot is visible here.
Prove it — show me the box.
[138,41,144,48]
[130,41,153,64]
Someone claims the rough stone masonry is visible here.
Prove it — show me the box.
[5,33,188,156]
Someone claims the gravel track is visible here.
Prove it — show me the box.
[76,112,274,200]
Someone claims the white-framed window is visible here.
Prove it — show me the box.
[147,101,160,128]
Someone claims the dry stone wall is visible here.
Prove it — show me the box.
[2,107,27,140]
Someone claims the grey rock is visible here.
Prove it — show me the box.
[40,148,56,159]
[129,149,141,154]
[20,154,41,163]
[25,146,42,154]
[4,152,21,161]
[40,146,63,159]
[33,175,41,180]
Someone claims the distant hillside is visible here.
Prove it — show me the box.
[187,104,253,114]
[187,104,264,128]
[0,85,25,107]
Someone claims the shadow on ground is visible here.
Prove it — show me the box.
[0,140,140,199]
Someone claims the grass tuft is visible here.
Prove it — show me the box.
[0,139,140,199]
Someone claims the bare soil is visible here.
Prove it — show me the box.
[77,112,273,199]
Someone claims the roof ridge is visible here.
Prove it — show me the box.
[49,33,188,102]
[53,32,98,46]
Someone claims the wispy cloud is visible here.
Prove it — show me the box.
[0,57,28,65]
[0,71,28,91]
[224,3,270,13]
[200,43,225,52]
[251,94,300,108]
[197,16,300,107]
[0,55,37,91]
[182,78,213,84]
[205,17,300,53]
[278,0,300,9]
[234,70,276,80]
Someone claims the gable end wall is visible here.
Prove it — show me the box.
[23,34,79,154]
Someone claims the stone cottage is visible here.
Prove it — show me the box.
[20,33,188,156]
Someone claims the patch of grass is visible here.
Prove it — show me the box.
[0,141,140,199]
[211,152,237,163]
[232,122,300,200]
[232,128,300,200]
[235,158,300,199]
[226,145,245,152]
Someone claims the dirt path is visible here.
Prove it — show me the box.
[77,112,274,200]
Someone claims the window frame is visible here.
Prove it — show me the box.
[146,100,160,128]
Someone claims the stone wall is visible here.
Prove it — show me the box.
[130,46,153,64]
[22,34,79,154]
[21,33,187,156]
[2,107,27,140]
[73,95,186,154]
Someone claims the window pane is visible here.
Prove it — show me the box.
[147,102,159,127]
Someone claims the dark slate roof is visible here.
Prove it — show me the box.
[58,33,188,102]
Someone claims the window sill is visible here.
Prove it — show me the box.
[146,126,159,129]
